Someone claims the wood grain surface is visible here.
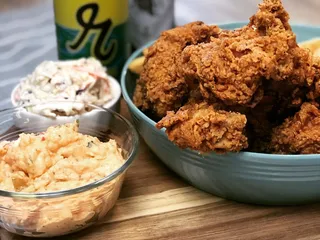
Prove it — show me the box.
[1,2,320,240]
[1,100,320,240]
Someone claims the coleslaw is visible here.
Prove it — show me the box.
[15,58,113,117]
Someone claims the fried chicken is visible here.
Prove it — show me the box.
[133,21,221,118]
[132,0,320,154]
[156,101,248,153]
[245,93,276,153]
[307,57,320,101]
[181,0,314,106]
[244,78,308,152]
[270,102,320,154]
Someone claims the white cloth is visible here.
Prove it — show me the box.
[174,0,320,26]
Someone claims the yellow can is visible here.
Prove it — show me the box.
[53,0,129,78]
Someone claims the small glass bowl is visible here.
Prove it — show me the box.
[0,101,139,237]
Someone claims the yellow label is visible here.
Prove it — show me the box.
[54,0,128,28]
[53,0,129,78]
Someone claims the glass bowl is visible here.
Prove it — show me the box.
[0,101,139,237]
[11,75,122,113]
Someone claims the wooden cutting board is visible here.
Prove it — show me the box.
[2,99,320,240]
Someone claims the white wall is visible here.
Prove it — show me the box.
[174,0,320,26]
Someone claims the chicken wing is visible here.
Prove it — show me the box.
[181,0,314,106]
[133,21,221,118]
[270,102,320,154]
[156,101,248,153]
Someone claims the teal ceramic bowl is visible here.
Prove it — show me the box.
[121,23,320,205]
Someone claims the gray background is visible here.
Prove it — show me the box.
[0,1,56,110]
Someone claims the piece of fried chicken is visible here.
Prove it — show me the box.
[155,101,248,153]
[270,102,320,154]
[246,79,308,152]
[181,0,314,106]
[133,21,221,118]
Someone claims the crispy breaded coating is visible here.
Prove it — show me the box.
[156,101,248,153]
[270,102,320,154]
[181,0,314,106]
[132,0,320,154]
[133,78,151,111]
[246,79,308,152]
[307,57,320,100]
[133,21,221,118]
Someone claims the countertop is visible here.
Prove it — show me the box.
[1,1,320,240]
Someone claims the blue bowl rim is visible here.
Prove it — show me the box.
[121,22,320,162]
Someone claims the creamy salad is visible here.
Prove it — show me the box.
[15,58,113,117]
[0,121,125,236]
